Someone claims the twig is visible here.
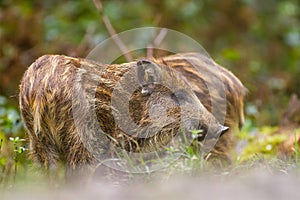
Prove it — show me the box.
[14,157,17,185]
[77,24,96,56]
[146,44,154,58]
[153,28,168,46]
[147,28,168,58]
[93,0,133,62]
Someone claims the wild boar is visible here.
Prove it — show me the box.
[19,54,232,175]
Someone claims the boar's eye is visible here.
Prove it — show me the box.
[141,84,155,95]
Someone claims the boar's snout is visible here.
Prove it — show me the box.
[201,124,229,140]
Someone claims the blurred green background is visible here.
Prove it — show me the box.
[0,0,299,129]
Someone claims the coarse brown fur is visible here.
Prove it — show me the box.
[19,53,246,176]
[156,53,247,160]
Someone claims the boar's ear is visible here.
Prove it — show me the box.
[137,59,161,86]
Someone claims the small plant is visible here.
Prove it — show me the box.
[9,137,27,183]
[172,129,209,171]
[0,96,27,186]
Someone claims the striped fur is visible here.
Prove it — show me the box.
[19,53,246,173]
[156,52,247,160]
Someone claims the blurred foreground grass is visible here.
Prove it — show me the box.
[1,95,300,191]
